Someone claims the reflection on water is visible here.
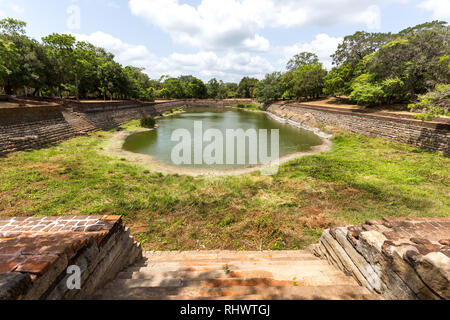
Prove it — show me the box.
[123,107,323,169]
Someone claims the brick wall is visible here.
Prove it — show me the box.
[1,100,448,156]
[0,106,65,126]
[268,104,449,153]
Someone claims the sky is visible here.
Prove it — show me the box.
[0,0,449,82]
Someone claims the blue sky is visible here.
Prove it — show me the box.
[0,0,449,82]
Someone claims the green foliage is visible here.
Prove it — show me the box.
[162,78,185,99]
[185,77,207,99]
[256,72,283,103]
[233,103,262,110]
[237,77,259,98]
[343,21,450,107]
[290,63,328,100]
[206,78,220,98]
[0,18,26,35]
[324,63,354,97]
[0,17,447,112]
[349,74,384,106]
[140,116,156,128]
[332,31,395,67]
[380,77,407,104]
[206,78,232,99]
[287,52,319,71]
[364,23,449,96]
[409,84,450,121]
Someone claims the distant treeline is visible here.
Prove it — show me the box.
[0,18,449,119]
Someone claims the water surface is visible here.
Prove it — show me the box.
[123,107,323,170]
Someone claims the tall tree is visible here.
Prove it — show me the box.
[256,72,283,103]
[237,77,259,98]
[287,52,319,71]
[331,31,394,67]
[42,33,77,97]
[207,78,220,98]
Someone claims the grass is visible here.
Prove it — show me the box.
[162,107,185,116]
[233,103,263,111]
[0,126,448,251]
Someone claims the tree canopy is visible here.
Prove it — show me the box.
[0,17,448,120]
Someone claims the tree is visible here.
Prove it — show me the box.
[0,18,26,35]
[97,60,124,100]
[42,33,77,97]
[331,31,394,67]
[364,22,450,97]
[290,63,328,100]
[237,77,259,98]
[287,52,319,71]
[349,74,384,106]
[123,66,154,100]
[279,71,295,99]
[324,63,354,97]
[207,78,220,98]
[256,72,283,103]
[0,18,49,95]
[163,78,185,99]
[224,82,238,98]
[0,39,20,93]
[185,77,207,99]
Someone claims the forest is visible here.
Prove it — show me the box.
[0,18,448,120]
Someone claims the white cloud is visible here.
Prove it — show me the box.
[71,31,153,62]
[71,31,274,82]
[128,0,384,52]
[418,0,450,20]
[281,34,343,70]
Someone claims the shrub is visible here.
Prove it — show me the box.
[349,75,384,107]
[409,84,450,121]
[233,103,262,110]
[140,116,156,128]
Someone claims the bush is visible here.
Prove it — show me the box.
[409,84,450,121]
[349,75,384,107]
[140,116,156,128]
[233,103,262,110]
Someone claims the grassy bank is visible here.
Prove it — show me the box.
[0,125,448,251]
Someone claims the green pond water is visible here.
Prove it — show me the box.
[123,107,323,170]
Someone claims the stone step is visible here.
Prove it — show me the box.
[104,271,355,290]
[125,263,349,281]
[118,260,337,279]
[93,250,381,300]
[129,255,331,267]
[93,284,378,300]
[143,250,313,259]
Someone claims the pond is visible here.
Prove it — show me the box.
[122,107,323,170]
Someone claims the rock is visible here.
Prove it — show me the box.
[415,252,450,299]
[310,218,450,300]
[334,228,381,293]
[0,272,32,300]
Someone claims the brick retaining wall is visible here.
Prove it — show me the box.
[268,104,450,153]
[0,99,448,156]
[0,216,142,300]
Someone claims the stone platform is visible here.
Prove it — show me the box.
[1,216,448,300]
[310,217,450,300]
[0,216,141,300]
[93,251,379,300]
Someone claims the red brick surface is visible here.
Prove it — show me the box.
[0,216,121,277]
